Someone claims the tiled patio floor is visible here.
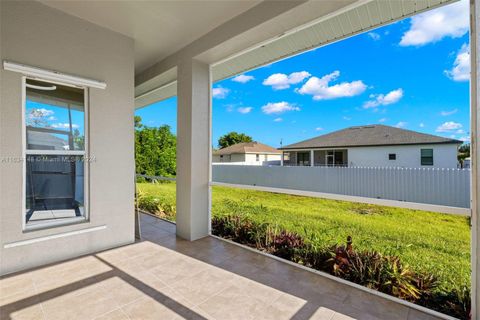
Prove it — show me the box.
[1,213,442,320]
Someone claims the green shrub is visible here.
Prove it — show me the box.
[137,192,176,221]
[211,215,268,248]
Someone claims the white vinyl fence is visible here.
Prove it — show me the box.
[212,165,471,209]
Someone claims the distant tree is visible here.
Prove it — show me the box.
[134,115,143,129]
[135,116,176,177]
[218,131,253,149]
[73,129,84,150]
[458,143,470,164]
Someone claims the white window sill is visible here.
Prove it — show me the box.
[24,216,88,232]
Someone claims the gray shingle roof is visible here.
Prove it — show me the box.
[213,141,280,155]
[280,125,462,150]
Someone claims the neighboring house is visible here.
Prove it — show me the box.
[26,128,69,150]
[212,141,281,165]
[279,125,462,168]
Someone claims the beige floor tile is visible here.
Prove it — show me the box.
[122,296,180,320]
[41,283,119,320]
[229,276,283,305]
[407,309,445,320]
[331,312,357,320]
[121,287,195,320]
[343,289,409,320]
[309,306,337,320]
[94,308,129,320]
[169,268,236,306]
[149,256,208,285]
[98,276,163,307]
[5,303,45,320]
[175,306,215,320]
[252,293,308,320]
[32,257,112,294]
[197,283,266,320]
[229,251,274,269]
[0,276,36,306]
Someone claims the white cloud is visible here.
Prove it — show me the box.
[399,0,469,46]
[261,102,300,115]
[445,43,470,82]
[288,71,311,84]
[232,74,254,83]
[419,122,425,128]
[212,87,230,99]
[378,118,387,123]
[436,121,463,132]
[342,116,351,121]
[297,71,366,100]
[263,71,311,90]
[363,88,403,109]
[440,108,458,116]
[395,121,407,128]
[456,129,465,134]
[51,123,79,129]
[273,118,283,122]
[237,107,253,114]
[367,32,380,41]
[315,127,324,131]
[28,108,54,118]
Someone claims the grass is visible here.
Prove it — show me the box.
[137,181,470,293]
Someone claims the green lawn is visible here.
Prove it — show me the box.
[137,182,470,292]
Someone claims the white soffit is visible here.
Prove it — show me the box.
[135,81,177,108]
[135,0,457,109]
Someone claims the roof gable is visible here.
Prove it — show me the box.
[214,141,280,155]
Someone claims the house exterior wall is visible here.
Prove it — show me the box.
[283,144,459,168]
[0,1,135,274]
[347,144,459,168]
[212,153,281,165]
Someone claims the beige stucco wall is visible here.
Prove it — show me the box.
[0,1,135,274]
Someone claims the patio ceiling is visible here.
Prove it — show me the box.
[134,0,458,108]
[36,0,262,73]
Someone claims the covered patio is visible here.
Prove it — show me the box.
[1,0,479,319]
[0,213,438,320]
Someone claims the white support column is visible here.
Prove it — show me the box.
[281,152,284,166]
[472,0,479,317]
[176,59,211,241]
[310,149,314,167]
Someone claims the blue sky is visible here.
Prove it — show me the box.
[26,101,85,135]
[136,0,471,148]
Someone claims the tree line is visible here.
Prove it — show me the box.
[135,116,252,177]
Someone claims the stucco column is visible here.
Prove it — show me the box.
[176,59,211,241]
[310,150,314,167]
[472,0,479,317]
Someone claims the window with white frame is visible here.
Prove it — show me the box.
[24,78,88,229]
